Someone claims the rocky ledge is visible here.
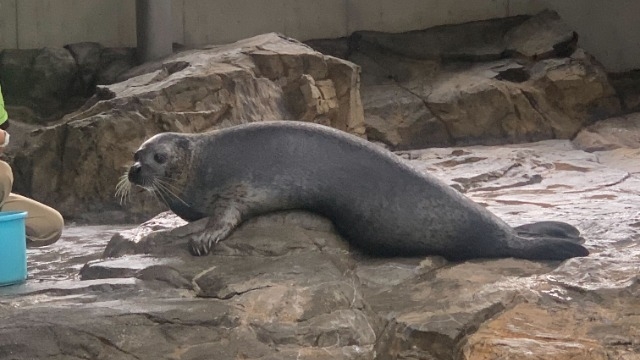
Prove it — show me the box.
[308,10,622,150]
[2,125,639,359]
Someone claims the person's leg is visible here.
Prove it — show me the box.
[0,160,12,205]
[0,161,64,246]
[2,194,64,246]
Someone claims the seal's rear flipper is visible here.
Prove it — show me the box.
[510,235,589,261]
[514,221,584,244]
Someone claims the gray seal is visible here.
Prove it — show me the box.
[123,121,589,261]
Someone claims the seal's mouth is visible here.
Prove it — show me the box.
[127,163,156,190]
[118,162,190,208]
[115,164,158,205]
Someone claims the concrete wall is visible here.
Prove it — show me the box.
[0,0,136,48]
[544,0,640,73]
[0,0,638,72]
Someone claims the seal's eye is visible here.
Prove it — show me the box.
[154,153,168,164]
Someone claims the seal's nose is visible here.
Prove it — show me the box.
[128,163,142,183]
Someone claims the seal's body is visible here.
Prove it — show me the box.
[126,121,589,261]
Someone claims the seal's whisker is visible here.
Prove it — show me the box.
[115,173,132,205]
[154,176,184,192]
[154,177,181,193]
[151,182,171,208]
[154,179,190,207]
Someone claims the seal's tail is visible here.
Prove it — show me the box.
[509,221,589,261]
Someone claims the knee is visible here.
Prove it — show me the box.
[47,209,65,242]
[0,161,13,201]
[26,208,65,247]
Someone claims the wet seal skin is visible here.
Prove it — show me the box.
[121,121,589,261]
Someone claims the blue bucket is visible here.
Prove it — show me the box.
[0,211,27,286]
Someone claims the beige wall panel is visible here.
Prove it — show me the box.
[281,0,348,41]
[172,0,185,45]
[184,0,287,46]
[545,0,640,72]
[16,0,136,48]
[506,0,548,16]
[346,0,510,34]
[0,0,17,49]
[3,0,639,71]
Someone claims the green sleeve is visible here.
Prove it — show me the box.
[0,85,8,125]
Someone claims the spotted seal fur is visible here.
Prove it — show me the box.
[121,121,589,261]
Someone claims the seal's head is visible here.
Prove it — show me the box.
[116,132,193,205]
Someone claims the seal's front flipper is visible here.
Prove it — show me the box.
[514,221,584,244]
[170,217,210,238]
[186,205,243,256]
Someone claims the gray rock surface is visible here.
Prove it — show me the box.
[0,44,136,121]
[2,135,639,359]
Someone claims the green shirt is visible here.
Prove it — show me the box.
[0,85,7,126]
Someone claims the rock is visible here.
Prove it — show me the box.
[362,84,452,149]
[423,62,570,145]
[307,10,621,150]
[609,69,640,113]
[11,33,366,223]
[3,138,640,359]
[351,16,529,62]
[96,47,137,85]
[0,49,40,106]
[0,44,137,123]
[30,47,78,115]
[531,49,621,124]
[65,42,104,96]
[572,112,640,152]
[505,10,578,59]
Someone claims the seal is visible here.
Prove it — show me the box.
[120,121,589,261]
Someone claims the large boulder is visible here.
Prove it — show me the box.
[0,44,137,122]
[309,10,621,150]
[11,33,365,223]
[572,112,640,152]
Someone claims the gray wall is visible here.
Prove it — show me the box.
[0,0,638,72]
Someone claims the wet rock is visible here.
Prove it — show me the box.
[79,255,178,281]
[2,139,640,359]
[12,33,365,223]
[573,112,640,152]
[136,265,192,289]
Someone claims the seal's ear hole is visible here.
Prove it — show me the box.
[154,153,168,164]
